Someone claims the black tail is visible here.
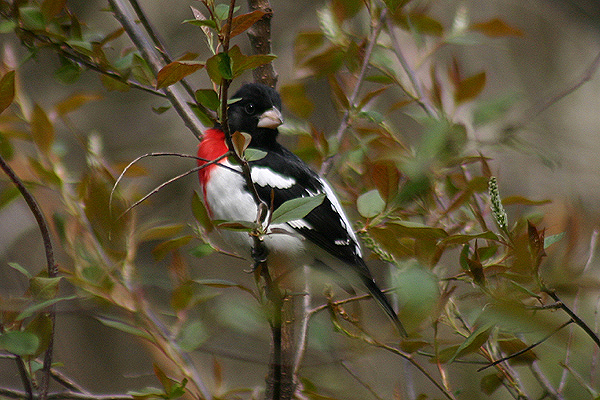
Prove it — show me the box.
[361,274,408,337]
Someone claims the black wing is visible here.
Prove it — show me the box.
[248,146,363,267]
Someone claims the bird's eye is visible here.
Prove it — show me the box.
[245,103,255,115]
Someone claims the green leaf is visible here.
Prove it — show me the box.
[191,191,214,232]
[440,231,500,246]
[19,6,45,30]
[29,276,61,300]
[214,4,240,21]
[96,316,152,341]
[244,148,267,162]
[356,189,385,218]
[188,243,214,258]
[480,373,503,395]
[473,93,519,127]
[25,313,53,356]
[0,70,15,115]
[156,61,204,89]
[140,224,185,241]
[54,61,81,84]
[388,221,448,241]
[449,324,492,362]
[151,236,194,261]
[8,262,32,279]
[544,232,565,249]
[17,295,77,321]
[0,331,40,356]
[206,52,232,84]
[271,193,326,225]
[216,220,257,231]
[194,89,220,111]
[176,320,208,352]
[183,19,217,29]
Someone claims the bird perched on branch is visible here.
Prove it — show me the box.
[197,82,406,336]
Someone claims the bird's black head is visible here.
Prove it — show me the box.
[227,83,283,148]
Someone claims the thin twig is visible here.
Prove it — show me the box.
[384,13,436,117]
[519,50,600,128]
[0,155,57,400]
[0,388,134,400]
[127,0,198,101]
[15,355,33,400]
[529,362,565,400]
[542,289,600,349]
[23,30,167,98]
[340,361,384,400]
[293,266,311,378]
[117,153,230,219]
[108,0,205,139]
[319,8,387,176]
[558,229,599,392]
[478,320,573,372]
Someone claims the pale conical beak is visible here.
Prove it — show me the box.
[257,107,283,129]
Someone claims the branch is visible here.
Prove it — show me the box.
[0,388,134,400]
[107,0,205,139]
[542,288,600,349]
[477,320,573,372]
[127,0,198,102]
[0,155,57,400]
[384,14,437,117]
[319,8,387,176]
[519,50,600,127]
[246,0,277,87]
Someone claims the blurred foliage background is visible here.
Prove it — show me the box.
[1,0,600,399]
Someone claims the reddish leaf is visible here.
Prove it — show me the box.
[224,10,267,38]
[327,75,349,110]
[371,161,400,204]
[30,104,54,153]
[0,71,15,115]
[331,0,363,23]
[280,83,314,118]
[455,71,486,104]
[41,0,66,18]
[471,18,524,38]
[156,60,204,89]
[294,31,325,63]
[502,196,551,206]
[55,92,102,116]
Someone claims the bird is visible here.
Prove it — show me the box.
[197,82,406,336]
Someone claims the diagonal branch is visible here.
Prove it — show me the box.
[108,0,205,139]
[319,8,387,176]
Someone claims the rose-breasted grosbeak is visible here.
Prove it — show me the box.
[198,83,406,336]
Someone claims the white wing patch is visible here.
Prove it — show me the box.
[319,178,362,257]
[288,219,314,230]
[251,166,296,189]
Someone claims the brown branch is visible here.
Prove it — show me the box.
[0,155,57,400]
[108,0,205,139]
[246,0,277,87]
[0,388,134,400]
[319,9,387,176]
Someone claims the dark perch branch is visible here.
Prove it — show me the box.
[246,0,277,87]
[543,288,600,348]
[0,155,57,400]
